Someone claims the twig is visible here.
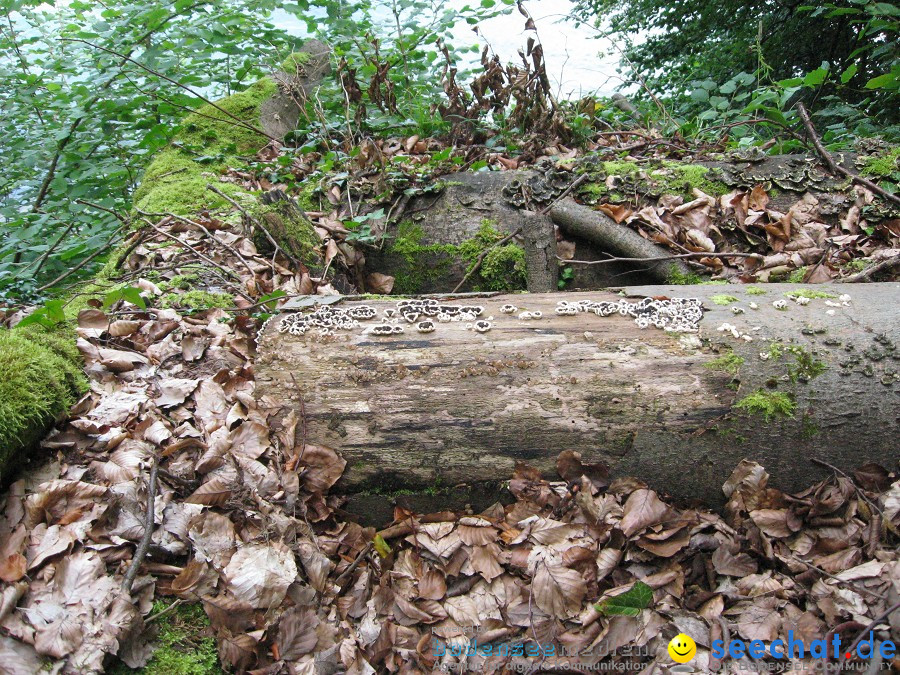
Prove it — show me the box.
[145,598,184,625]
[206,184,303,271]
[561,251,763,265]
[451,228,522,293]
[137,208,260,277]
[840,254,900,283]
[789,555,886,601]
[334,542,373,588]
[122,455,159,593]
[843,601,900,661]
[139,217,254,303]
[810,457,884,517]
[36,226,125,292]
[796,103,900,207]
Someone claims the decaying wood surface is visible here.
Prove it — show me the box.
[256,283,899,507]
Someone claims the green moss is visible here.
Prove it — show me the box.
[784,289,837,299]
[745,285,767,295]
[788,267,808,283]
[159,274,199,292]
[280,50,312,72]
[668,269,707,285]
[784,345,827,383]
[847,259,867,272]
[294,181,322,212]
[705,352,745,377]
[658,163,729,197]
[386,219,526,294]
[252,203,321,269]
[159,291,233,311]
[860,146,900,178]
[0,326,88,483]
[134,78,275,216]
[112,601,220,675]
[734,390,796,421]
[711,294,739,306]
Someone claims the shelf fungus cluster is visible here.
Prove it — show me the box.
[266,295,706,342]
[553,297,704,333]
[270,298,489,339]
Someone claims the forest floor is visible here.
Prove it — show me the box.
[0,169,898,672]
[1,48,899,672]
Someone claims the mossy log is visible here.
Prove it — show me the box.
[256,283,898,518]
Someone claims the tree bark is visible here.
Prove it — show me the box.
[256,283,899,515]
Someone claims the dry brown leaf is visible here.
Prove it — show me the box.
[224,542,297,609]
[619,489,669,537]
[533,562,585,619]
[185,477,232,507]
[277,607,319,660]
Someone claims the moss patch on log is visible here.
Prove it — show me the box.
[734,390,796,421]
[577,158,729,202]
[386,219,527,294]
[133,78,275,215]
[253,202,322,270]
[0,326,88,484]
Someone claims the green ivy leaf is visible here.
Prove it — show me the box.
[594,581,653,617]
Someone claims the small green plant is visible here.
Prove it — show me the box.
[668,268,707,285]
[711,294,739,306]
[734,390,796,421]
[785,345,827,383]
[705,352,745,377]
[788,267,808,283]
[745,286,767,295]
[558,266,575,290]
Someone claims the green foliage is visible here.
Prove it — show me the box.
[668,269,707,285]
[0,1,299,298]
[734,390,796,421]
[112,601,220,675]
[710,294,739,306]
[594,581,653,617]
[0,326,88,481]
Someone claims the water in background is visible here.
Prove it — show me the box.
[271,0,623,99]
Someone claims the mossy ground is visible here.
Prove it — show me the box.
[386,219,526,294]
[0,325,88,483]
[784,289,837,299]
[705,352,744,377]
[111,601,220,675]
[710,294,739,305]
[860,146,900,179]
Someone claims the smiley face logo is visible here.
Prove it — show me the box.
[667,633,696,663]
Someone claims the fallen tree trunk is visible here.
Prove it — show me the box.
[256,283,898,518]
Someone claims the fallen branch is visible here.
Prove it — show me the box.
[548,198,692,282]
[451,227,522,293]
[840,254,900,283]
[122,454,159,593]
[796,103,900,207]
[562,251,763,266]
[137,208,260,277]
[843,601,900,662]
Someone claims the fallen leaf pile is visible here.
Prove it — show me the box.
[1,183,898,675]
